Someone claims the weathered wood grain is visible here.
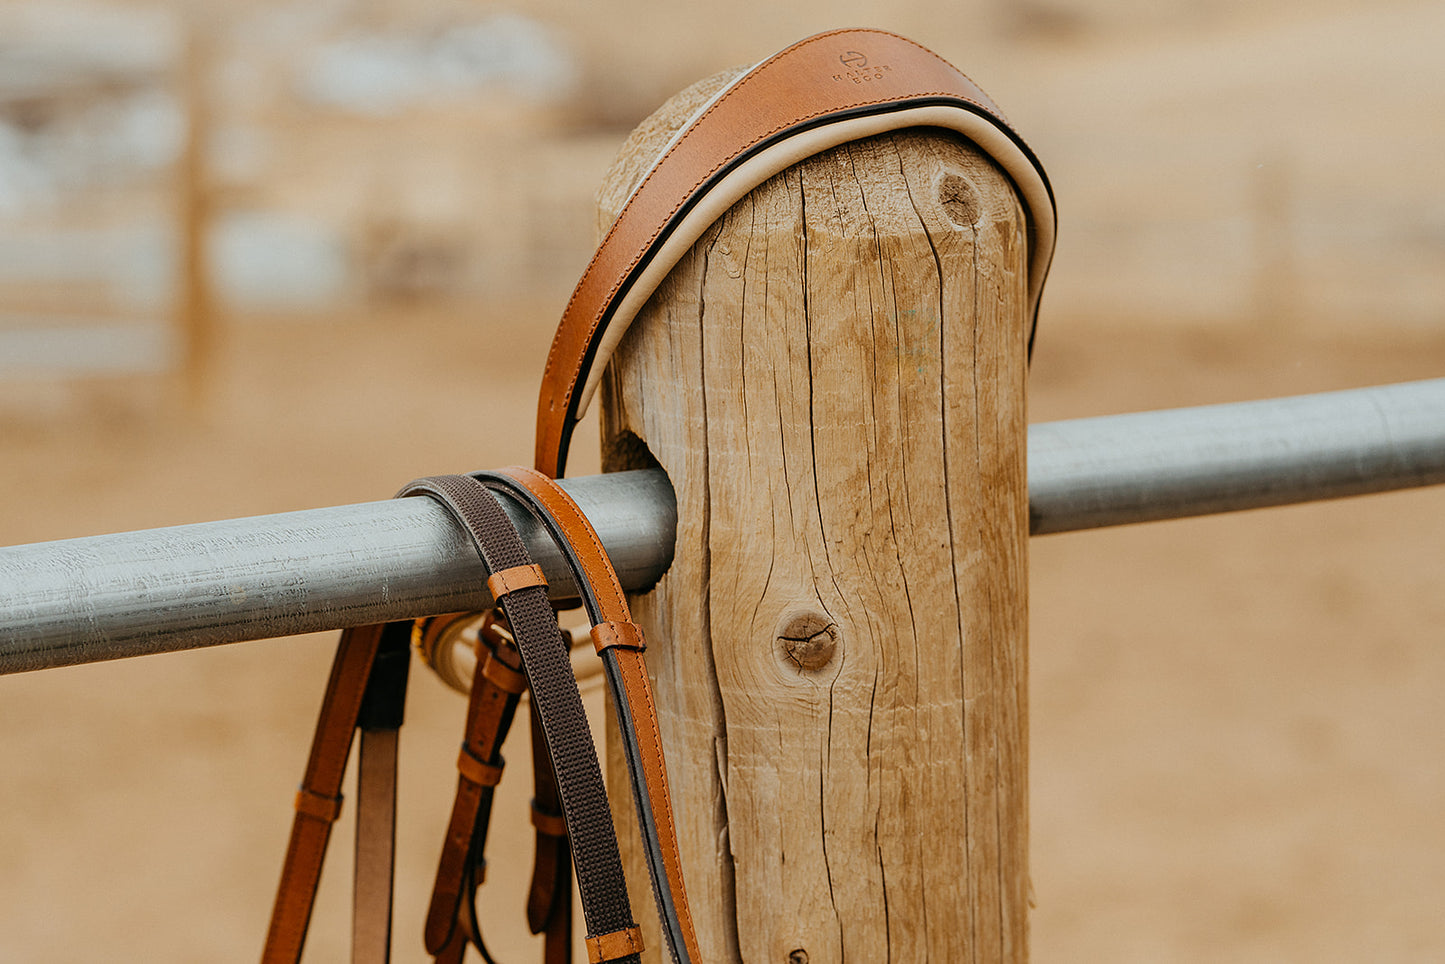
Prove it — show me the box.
[596,69,1030,962]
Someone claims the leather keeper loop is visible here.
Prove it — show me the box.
[586,924,645,963]
[293,787,343,823]
[589,620,645,655]
[529,798,568,838]
[456,745,504,788]
[486,563,546,602]
[478,650,528,695]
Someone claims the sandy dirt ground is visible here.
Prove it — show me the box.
[2,308,1442,962]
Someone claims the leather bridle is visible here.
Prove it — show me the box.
[262,27,1053,964]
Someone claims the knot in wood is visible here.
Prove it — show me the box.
[787,950,809,964]
[777,613,838,672]
[939,172,982,227]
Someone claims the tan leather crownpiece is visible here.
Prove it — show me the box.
[589,620,646,655]
[534,27,1055,476]
[585,925,645,964]
[486,562,547,601]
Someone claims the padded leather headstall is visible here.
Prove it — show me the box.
[535,27,1056,476]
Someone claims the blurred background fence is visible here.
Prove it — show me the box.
[3,0,1443,388]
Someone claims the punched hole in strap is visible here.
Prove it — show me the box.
[586,924,645,963]
[294,786,343,823]
[457,744,504,788]
[486,563,547,602]
[528,798,567,838]
[588,620,645,655]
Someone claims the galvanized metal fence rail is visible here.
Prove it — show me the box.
[3,377,1444,675]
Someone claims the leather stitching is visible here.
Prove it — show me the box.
[509,466,630,615]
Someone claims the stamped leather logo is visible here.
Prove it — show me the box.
[832,49,892,84]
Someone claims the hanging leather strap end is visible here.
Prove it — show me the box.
[586,924,645,963]
[589,620,645,655]
[486,563,547,601]
[293,786,343,823]
[356,622,412,732]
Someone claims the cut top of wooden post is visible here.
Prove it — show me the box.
[598,59,1032,963]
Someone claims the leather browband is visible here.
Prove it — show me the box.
[536,27,1056,476]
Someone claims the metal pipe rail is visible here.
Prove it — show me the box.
[3,378,1444,675]
[0,471,678,675]
[1027,376,1445,533]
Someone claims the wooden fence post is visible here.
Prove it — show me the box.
[597,69,1030,962]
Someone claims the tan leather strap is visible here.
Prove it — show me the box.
[353,627,411,964]
[487,562,547,599]
[263,620,411,964]
[353,728,400,964]
[535,27,1055,476]
[424,615,527,962]
[476,466,703,964]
